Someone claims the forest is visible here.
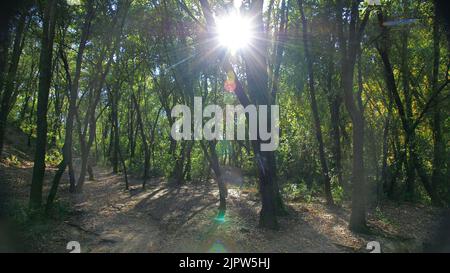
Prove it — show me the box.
[0,0,449,253]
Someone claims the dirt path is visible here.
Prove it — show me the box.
[59,167,347,253]
[47,166,441,253]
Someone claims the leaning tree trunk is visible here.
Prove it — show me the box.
[46,0,94,210]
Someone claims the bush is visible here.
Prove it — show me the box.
[282,182,311,202]
[331,184,345,205]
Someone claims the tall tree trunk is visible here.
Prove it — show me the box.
[199,0,281,229]
[399,1,416,199]
[131,91,151,183]
[431,1,445,205]
[335,0,369,231]
[47,0,94,204]
[113,120,128,190]
[326,47,344,190]
[111,84,120,173]
[298,0,334,205]
[183,141,193,181]
[29,0,58,209]
[380,111,390,198]
[243,0,279,229]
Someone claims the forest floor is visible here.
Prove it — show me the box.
[0,127,448,253]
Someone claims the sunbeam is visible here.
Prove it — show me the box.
[215,12,253,54]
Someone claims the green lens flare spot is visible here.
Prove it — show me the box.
[214,211,226,223]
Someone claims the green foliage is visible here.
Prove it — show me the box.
[9,199,70,223]
[5,154,21,167]
[331,184,345,205]
[44,149,63,166]
[282,182,312,202]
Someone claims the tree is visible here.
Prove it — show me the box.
[46,0,95,210]
[335,0,370,231]
[298,0,334,206]
[29,0,58,209]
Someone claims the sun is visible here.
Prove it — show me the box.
[215,13,253,53]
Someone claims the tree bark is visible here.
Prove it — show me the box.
[46,0,94,208]
[298,0,334,206]
[335,0,369,231]
[199,0,281,229]
[201,141,227,214]
[431,1,445,205]
[29,0,58,209]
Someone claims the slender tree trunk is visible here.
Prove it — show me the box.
[47,0,94,202]
[380,112,390,197]
[131,92,150,179]
[29,0,58,209]
[114,121,128,190]
[431,1,445,205]
[27,88,36,147]
[399,2,416,198]
[299,0,333,205]
[112,84,120,173]
[326,48,344,190]
[335,0,369,231]
[183,141,193,181]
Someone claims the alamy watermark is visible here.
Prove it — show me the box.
[170,97,279,151]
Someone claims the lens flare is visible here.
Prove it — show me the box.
[216,14,253,53]
[224,70,236,92]
[214,210,226,223]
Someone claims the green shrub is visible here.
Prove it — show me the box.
[282,182,311,202]
[332,184,345,205]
